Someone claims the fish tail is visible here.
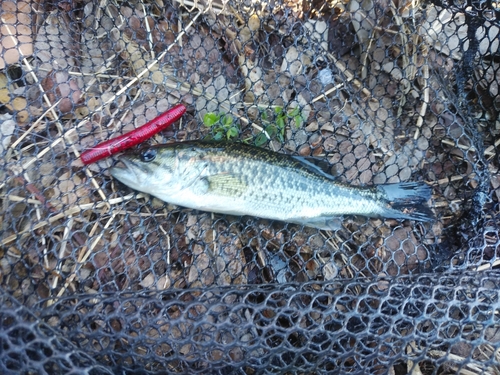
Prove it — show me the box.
[377,182,434,222]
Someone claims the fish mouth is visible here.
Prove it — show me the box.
[109,157,140,186]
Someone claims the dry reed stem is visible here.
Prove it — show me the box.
[174,0,227,14]
[141,1,155,60]
[477,259,500,271]
[441,139,477,152]
[51,215,74,290]
[327,52,372,98]
[156,222,171,275]
[0,193,141,247]
[320,230,339,251]
[10,99,62,149]
[390,0,418,119]
[49,213,116,303]
[312,82,345,103]
[427,174,475,186]
[23,170,50,273]
[414,60,430,139]
[92,89,141,142]
[5,195,42,204]
[320,230,355,278]
[211,212,218,257]
[428,350,488,375]
[360,16,377,81]
[484,139,500,158]
[112,210,171,217]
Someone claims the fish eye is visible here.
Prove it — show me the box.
[140,148,157,162]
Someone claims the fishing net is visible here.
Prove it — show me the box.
[0,0,499,373]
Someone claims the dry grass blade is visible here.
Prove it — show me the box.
[0,193,140,247]
[51,215,74,290]
[48,213,116,304]
[173,0,228,14]
[9,99,62,149]
[327,53,371,99]
[413,58,430,139]
[428,350,491,375]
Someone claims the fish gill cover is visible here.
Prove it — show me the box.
[0,0,499,374]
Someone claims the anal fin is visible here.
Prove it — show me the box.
[289,216,343,231]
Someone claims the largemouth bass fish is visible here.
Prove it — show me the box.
[110,141,433,229]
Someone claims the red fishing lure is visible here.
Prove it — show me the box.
[81,104,186,164]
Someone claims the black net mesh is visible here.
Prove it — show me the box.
[0,0,499,373]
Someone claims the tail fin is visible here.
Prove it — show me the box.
[377,182,434,222]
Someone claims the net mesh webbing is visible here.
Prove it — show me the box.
[1,0,500,373]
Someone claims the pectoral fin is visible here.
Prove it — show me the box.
[204,173,249,197]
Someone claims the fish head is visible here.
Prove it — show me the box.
[110,145,180,196]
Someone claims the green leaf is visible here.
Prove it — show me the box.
[227,126,238,139]
[203,113,219,127]
[255,133,268,147]
[266,125,277,138]
[261,111,268,121]
[276,116,285,129]
[274,106,283,115]
[214,132,223,141]
[278,126,285,142]
[222,114,234,126]
[288,107,300,117]
[294,115,303,128]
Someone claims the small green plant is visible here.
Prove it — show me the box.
[203,112,239,141]
[254,106,304,147]
[203,106,304,146]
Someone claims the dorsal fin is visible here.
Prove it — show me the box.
[291,155,337,181]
